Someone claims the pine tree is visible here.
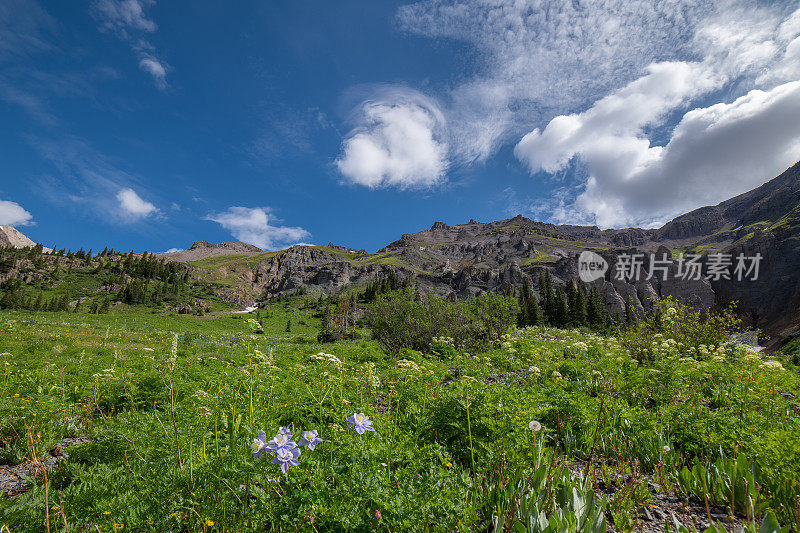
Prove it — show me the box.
[518,278,532,326]
[552,287,569,327]
[538,270,555,325]
[568,281,588,327]
[586,286,607,330]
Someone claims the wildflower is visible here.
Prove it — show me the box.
[528,365,541,376]
[298,430,322,450]
[663,445,670,453]
[278,426,293,437]
[528,420,542,432]
[551,370,562,380]
[759,360,784,371]
[347,413,375,434]
[267,431,294,452]
[251,430,268,460]
[417,473,421,480]
[374,510,382,520]
[205,519,214,526]
[271,445,301,473]
[444,461,452,467]
[103,511,111,515]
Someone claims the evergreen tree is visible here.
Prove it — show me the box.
[538,269,555,325]
[552,287,569,327]
[568,281,587,327]
[586,285,611,331]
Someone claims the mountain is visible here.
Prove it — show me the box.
[0,225,39,249]
[2,162,798,348]
[170,161,800,348]
[160,240,263,262]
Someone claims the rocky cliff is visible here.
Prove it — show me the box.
[0,225,40,249]
[165,161,800,347]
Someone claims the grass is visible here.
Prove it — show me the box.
[523,251,555,265]
[1,299,799,531]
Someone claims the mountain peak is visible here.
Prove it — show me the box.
[0,225,39,249]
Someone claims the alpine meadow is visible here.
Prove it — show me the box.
[2,0,800,532]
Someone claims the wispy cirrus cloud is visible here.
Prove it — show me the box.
[205,206,311,251]
[30,134,163,224]
[91,0,169,90]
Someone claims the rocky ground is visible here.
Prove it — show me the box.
[0,435,92,498]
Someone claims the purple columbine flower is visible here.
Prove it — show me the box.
[347,413,375,435]
[278,426,293,437]
[266,431,295,452]
[298,430,322,450]
[271,445,301,473]
[251,430,268,460]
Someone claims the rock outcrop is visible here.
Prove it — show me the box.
[0,225,43,249]
[161,161,800,347]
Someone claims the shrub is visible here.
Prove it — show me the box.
[364,291,518,355]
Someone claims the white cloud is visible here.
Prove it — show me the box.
[116,187,157,219]
[336,88,448,189]
[91,0,168,89]
[397,0,725,162]
[523,80,800,227]
[499,1,800,227]
[92,0,156,35]
[138,56,167,89]
[0,199,33,226]
[205,207,311,251]
[515,62,722,176]
[374,0,800,217]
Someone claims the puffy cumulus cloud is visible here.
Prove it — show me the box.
[0,199,33,226]
[528,81,800,228]
[205,207,311,251]
[336,88,448,189]
[387,0,800,219]
[117,187,157,220]
[507,2,800,227]
[138,56,167,89]
[515,62,722,175]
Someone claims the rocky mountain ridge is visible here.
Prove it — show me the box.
[3,162,798,347]
[163,161,800,347]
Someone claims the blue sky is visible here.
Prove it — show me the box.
[1,0,799,253]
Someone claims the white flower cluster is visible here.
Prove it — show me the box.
[245,318,264,334]
[759,360,785,371]
[91,367,116,380]
[364,361,381,389]
[397,359,421,372]
[527,365,541,376]
[571,341,588,352]
[432,336,454,345]
[253,349,274,366]
[310,352,342,367]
